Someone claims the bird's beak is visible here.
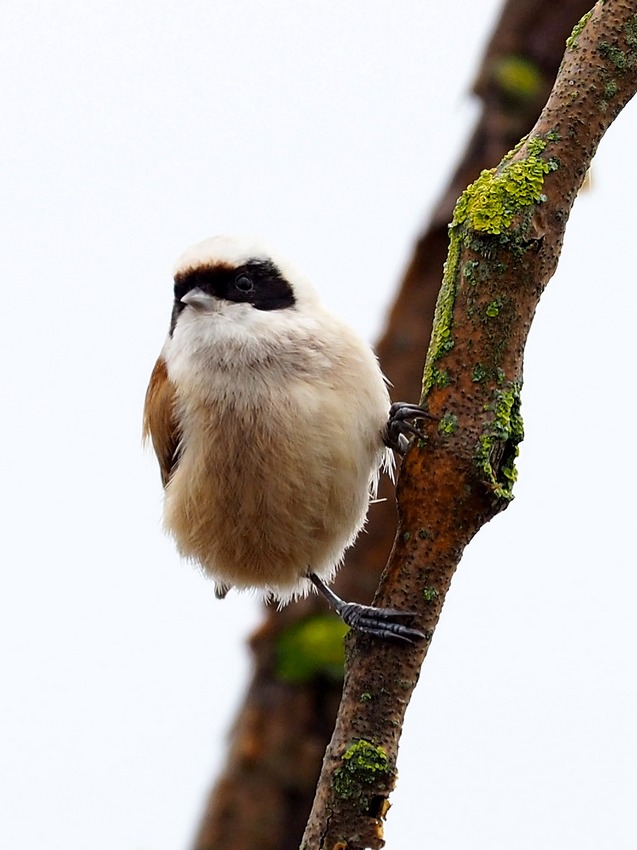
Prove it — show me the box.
[180,287,217,312]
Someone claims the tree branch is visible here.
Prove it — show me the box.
[301,2,637,847]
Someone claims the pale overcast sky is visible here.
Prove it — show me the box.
[1,2,636,849]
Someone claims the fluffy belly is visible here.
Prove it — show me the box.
[163,404,374,596]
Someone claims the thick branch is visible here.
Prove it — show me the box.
[302,3,637,847]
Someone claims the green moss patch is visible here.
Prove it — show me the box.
[334,740,391,804]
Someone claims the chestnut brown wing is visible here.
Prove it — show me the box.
[143,357,180,487]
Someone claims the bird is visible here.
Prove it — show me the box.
[143,235,429,642]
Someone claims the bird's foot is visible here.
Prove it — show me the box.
[308,573,426,644]
[384,402,438,454]
[214,582,230,599]
[336,600,426,643]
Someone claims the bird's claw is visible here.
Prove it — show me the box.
[309,572,426,645]
[338,601,427,644]
[384,402,438,454]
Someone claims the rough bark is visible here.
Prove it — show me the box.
[301,2,637,847]
[191,2,598,848]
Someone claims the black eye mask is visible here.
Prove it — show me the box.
[170,259,296,335]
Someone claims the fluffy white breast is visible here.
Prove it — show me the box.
[165,233,393,467]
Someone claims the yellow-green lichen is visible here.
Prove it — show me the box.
[598,40,632,70]
[605,79,618,98]
[438,412,458,436]
[275,614,347,683]
[596,15,637,111]
[485,299,502,318]
[422,132,557,402]
[475,383,524,501]
[598,12,637,71]
[423,587,439,603]
[600,76,619,112]
[421,236,458,398]
[463,259,479,281]
[625,14,637,47]
[452,136,558,237]
[492,55,543,103]
[334,740,391,805]
[566,10,593,50]
[430,367,450,388]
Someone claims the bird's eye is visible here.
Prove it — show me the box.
[235,273,254,293]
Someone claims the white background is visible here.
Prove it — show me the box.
[1,2,636,849]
